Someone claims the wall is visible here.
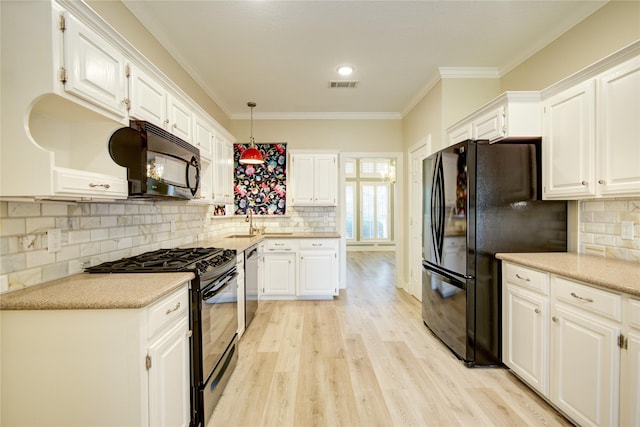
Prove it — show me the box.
[229,119,403,152]
[501,1,640,92]
[0,201,336,293]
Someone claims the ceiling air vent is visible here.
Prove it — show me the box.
[329,80,358,89]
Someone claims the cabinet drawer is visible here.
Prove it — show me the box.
[553,276,622,321]
[147,286,189,338]
[53,167,128,198]
[628,298,640,330]
[298,239,338,250]
[504,263,548,295]
[265,239,297,251]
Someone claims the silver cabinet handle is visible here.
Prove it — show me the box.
[89,183,111,189]
[570,292,594,303]
[312,243,322,247]
[165,302,181,315]
[535,308,541,314]
[515,273,530,282]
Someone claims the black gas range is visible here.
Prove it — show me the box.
[86,247,239,427]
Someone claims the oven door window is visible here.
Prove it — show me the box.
[146,151,199,196]
[200,272,238,379]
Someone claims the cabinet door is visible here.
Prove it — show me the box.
[621,329,640,427]
[473,106,505,142]
[299,250,337,297]
[63,12,127,118]
[313,154,337,206]
[128,64,168,127]
[550,304,620,427]
[542,81,596,199]
[193,116,214,160]
[262,253,296,296]
[503,285,548,395]
[597,57,640,197]
[291,154,315,205]
[213,136,233,203]
[147,316,191,427]
[167,95,193,142]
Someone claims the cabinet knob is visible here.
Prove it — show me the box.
[598,179,605,185]
[172,123,177,129]
[581,181,588,186]
[535,308,541,314]
[552,316,559,323]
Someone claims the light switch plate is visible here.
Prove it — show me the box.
[621,221,634,240]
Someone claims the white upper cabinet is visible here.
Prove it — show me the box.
[290,152,338,206]
[128,64,193,143]
[128,64,168,127]
[0,1,233,202]
[62,11,128,119]
[543,49,640,200]
[212,134,234,204]
[447,92,541,145]
[542,80,596,199]
[193,115,214,160]
[596,56,640,196]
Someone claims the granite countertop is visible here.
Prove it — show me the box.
[190,232,342,253]
[496,252,640,297]
[0,272,194,311]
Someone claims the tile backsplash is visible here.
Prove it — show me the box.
[579,199,640,263]
[0,200,336,293]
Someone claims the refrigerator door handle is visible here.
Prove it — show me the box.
[422,259,473,282]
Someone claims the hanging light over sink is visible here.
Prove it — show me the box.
[239,101,264,165]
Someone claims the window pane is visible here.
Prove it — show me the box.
[361,184,374,239]
[375,161,389,176]
[360,160,375,176]
[345,183,355,239]
[376,184,389,239]
[344,159,356,178]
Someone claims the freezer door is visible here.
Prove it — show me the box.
[421,261,469,362]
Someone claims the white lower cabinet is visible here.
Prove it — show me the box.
[263,252,297,297]
[502,261,631,427]
[298,239,339,297]
[0,283,191,427]
[502,263,549,395]
[621,297,640,427]
[260,238,339,299]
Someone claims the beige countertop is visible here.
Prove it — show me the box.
[0,272,194,311]
[496,252,640,297]
[189,232,342,253]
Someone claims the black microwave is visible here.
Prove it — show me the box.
[109,121,200,200]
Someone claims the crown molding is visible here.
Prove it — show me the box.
[438,67,500,79]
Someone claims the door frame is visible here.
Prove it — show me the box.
[407,136,430,300]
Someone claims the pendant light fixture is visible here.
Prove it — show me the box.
[239,101,264,165]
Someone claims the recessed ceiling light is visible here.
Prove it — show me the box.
[337,65,354,76]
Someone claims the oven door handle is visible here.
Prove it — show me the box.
[203,272,239,300]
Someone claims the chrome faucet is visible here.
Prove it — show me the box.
[246,208,257,235]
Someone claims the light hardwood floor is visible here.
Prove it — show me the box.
[209,251,571,427]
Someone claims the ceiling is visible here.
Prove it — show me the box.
[122,1,606,120]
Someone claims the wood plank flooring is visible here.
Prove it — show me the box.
[209,251,571,427]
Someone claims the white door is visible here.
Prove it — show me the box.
[298,250,336,296]
[263,253,296,296]
[503,285,548,395]
[542,81,596,199]
[128,64,167,126]
[597,56,640,196]
[621,329,640,427]
[550,304,620,427]
[408,140,427,300]
[147,316,191,427]
[63,12,127,118]
[313,154,338,206]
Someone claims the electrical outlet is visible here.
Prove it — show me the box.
[47,228,62,253]
[621,221,634,240]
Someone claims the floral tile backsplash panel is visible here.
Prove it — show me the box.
[234,143,287,215]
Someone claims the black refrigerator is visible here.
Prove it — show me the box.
[421,139,567,367]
